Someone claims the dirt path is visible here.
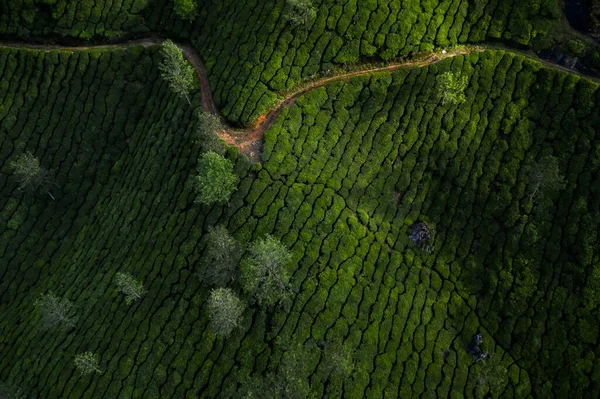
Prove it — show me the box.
[0,37,596,162]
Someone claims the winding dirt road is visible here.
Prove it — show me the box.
[0,37,596,162]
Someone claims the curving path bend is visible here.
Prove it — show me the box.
[0,37,596,163]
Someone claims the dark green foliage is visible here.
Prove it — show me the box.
[195,152,239,205]
[0,381,24,399]
[1,44,600,399]
[0,0,565,125]
[239,343,315,399]
[240,235,293,307]
[197,225,243,286]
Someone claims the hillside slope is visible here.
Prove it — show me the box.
[1,44,599,397]
[0,0,563,125]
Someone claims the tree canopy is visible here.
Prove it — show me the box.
[197,225,243,287]
[173,0,198,20]
[436,71,469,105]
[524,154,565,203]
[207,288,245,337]
[159,40,196,105]
[195,109,224,154]
[240,235,293,307]
[10,152,57,199]
[195,152,238,205]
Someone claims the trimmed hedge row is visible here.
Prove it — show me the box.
[1,0,563,125]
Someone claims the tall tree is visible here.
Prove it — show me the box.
[197,225,243,287]
[195,152,238,205]
[35,292,78,330]
[114,272,147,305]
[240,235,293,307]
[159,40,196,105]
[195,109,224,154]
[284,0,317,27]
[436,71,468,105]
[207,288,245,337]
[74,352,102,375]
[524,154,565,203]
[10,152,57,199]
[173,0,198,20]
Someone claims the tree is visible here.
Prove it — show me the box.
[195,152,238,205]
[197,225,243,287]
[35,292,78,330]
[0,382,25,399]
[322,341,354,379]
[195,109,224,154]
[207,288,245,337]
[173,0,198,20]
[524,154,565,203]
[74,352,102,375]
[436,71,468,105]
[284,0,317,27]
[240,235,293,307]
[10,152,57,199]
[114,272,147,305]
[159,40,196,105]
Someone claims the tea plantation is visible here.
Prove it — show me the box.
[1,36,600,398]
[0,0,564,125]
[1,1,600,398]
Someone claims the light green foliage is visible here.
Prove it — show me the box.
[74,352,102,375]
[0,382,24,399]
[207,288,245,337]
[197,225,243,287]
[34,292,78,330]
[436,71,468,105]
[284,0,317,27]
[524,155,565,203]
[173,0,198,20]
[114,272,147,305]
[159,40,195,105]
[195,152,238,205]
[10,152,57,199]
[195,109,224,153]
[240,235,293,307]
